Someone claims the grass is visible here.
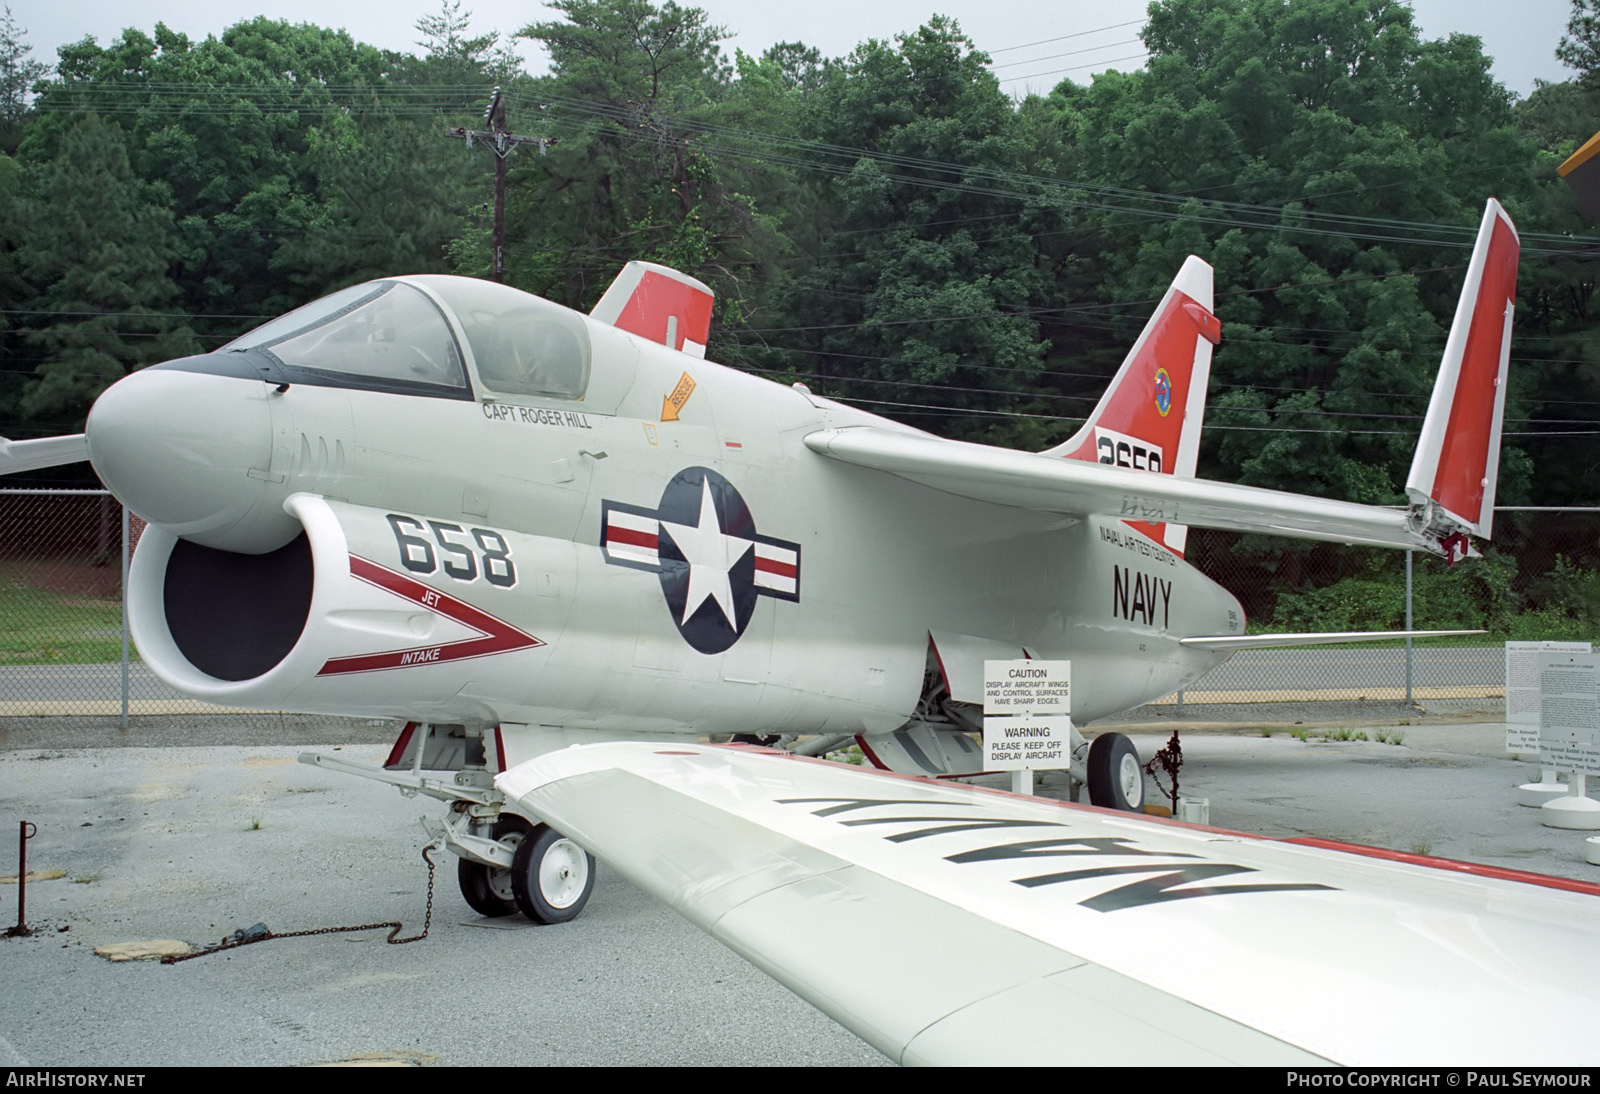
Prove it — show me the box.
[1286,727,1405,745]
[0,576,128,665]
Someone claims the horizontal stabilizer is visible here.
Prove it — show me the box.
[804,200,1517,560]
[0,434,89,475]
[1179,630,1483,651]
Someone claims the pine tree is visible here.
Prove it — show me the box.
[0,5,47,126]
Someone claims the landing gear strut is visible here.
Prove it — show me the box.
[299,722,598,924]
[458,814,533,918]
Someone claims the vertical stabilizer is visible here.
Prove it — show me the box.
[1043,256,1220,555]
[591,261,715,358]
[1405,199,1519,542]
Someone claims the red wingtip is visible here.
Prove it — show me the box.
[1406,200,1519,540]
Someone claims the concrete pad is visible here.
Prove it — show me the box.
[3,722,1598,1066]
[0,744,892,1068]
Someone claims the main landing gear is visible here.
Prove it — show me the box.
[1086,732,1145,812]
[456,813,596,924]
[299,722,597,924]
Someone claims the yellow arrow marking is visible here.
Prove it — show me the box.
[661,372,696,422]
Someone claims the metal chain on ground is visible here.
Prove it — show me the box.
[162,846,438,965]
[1144,731,1183,815]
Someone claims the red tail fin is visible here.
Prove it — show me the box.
[590,261,714,358]
[1043,256,1219,555]
[1406,199,1519,542]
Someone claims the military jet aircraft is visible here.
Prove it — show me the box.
[3,198,1518,926]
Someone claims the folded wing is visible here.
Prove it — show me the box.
[806,200,1520,560]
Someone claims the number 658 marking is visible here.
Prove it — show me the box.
[385,515,516,588]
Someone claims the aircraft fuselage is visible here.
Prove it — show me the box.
[87,275,1243,739]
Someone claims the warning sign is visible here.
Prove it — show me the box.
[983,660,1071,771]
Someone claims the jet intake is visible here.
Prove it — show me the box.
[126,493,546,722]
[163,534,314,682]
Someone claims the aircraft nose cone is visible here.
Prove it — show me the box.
[87,365,275,543]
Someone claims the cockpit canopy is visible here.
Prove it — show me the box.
[222,277,592,402]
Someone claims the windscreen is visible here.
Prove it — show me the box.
[222,281,468,394]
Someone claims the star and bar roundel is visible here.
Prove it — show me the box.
[601,466,801,654]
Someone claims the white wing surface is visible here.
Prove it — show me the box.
[498,742,1600,1067]
[0,433,88,475]
[805,426,1431,551]
[804,199,1520,560]
[1178,629,1482,650]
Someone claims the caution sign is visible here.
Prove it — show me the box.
[983,660,1071,771]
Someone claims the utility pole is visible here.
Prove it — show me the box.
[448,87,556,282]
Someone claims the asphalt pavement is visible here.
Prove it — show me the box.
[2,716,1597,1067]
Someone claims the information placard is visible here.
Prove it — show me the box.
[983,660,1070,771]
[1538,653,1600,777]
[1507,641,1590,753]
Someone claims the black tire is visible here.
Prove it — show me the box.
[1087,733,1144,812]
[511,825,596,924]
[457,814,534,917]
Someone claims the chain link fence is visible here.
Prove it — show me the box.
[0,489,382,737]
[1,491,1594,729]
[1154,510,1600,718]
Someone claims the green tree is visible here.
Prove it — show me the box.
[1558,0,1600,83]
[1036,0,1540,500]
[767,18,1049,439]
[0,5,46,130]
[24,20,403,327]
[503,0,782,336]
[406,1,521,88]
[14,115,198,424]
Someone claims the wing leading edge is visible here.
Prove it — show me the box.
[0,433,88,475]
[498,741,1600,1067]
[804,426,1430,550]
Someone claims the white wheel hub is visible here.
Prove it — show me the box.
[488,832,523,901]
[1118,753,1143,808]
[540,837,590,909]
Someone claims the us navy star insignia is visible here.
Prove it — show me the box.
[599,466,801,654]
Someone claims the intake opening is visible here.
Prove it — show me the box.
[163,533,314,681]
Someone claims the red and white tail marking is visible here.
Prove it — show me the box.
[590,261,715,358]
[1406,199,1519,542]
[1043,256,1219,556]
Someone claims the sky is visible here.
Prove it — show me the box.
[8,0,1580,100]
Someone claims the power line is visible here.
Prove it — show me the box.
[986,20,1147,55]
